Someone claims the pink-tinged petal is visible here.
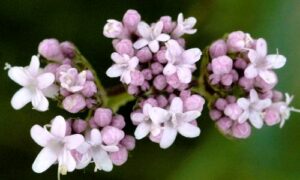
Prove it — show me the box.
[255,99,272,110]
[42,85,58,98]
[266,54,286,69]
[249,111,263,129]
[166,40,183,58]
[28,55,40,75]
[30,125,53,147]
[143,103,152,116]
[182,48,202,64]
[177,67,192,83]
[77,71,87,84]
[130,112,146,123]
[50,115,66,138]
[249,89,259,102]
[32,147,57,173]
[128,57,139,70]
[106,64,124,78]
[255,38,267,57]
[134,122,150,140]
[69,86,84,93]
[259,70,277,84]
[177,13,184,24]
[238,111,249,123]
[75,151,92,170]
[92,148,113,172]
[133,39,149,49]
[156,34,170,42]
[148,40,159,53]
[11,87,32,110]
[160,124,177,149]
[170,97,183,113]
[66,150,77,172]
[137,21,151,38]
[163,63,177,76]
[178,123,200,138]
[120,70,131,84]
[64,134,84,150]
[244,64,258,79]
[185,29,197,34]
[185,17,197,27]
[90,129,102,146]
[176,111,201,122]
[31,90,49,111]
[247,50,259,63]
[237,98,250,110]
[8,67,30,86]
[111,52,125,64]
[153,21,163,37]
[37,73,55,89]
[149,107,171,124]
[102,145,119,152]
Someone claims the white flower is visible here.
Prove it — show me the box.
[163,40,202,83]
[237,89,272,129]
[103,19,123,38]
[172,13,197,38]
[75,129,119,172]
[59,68,87,93]
[8,55,57,111]
[132,103,170,140]
[30,116,84,174]
[133,21,170,53]
[244,38,286,84]
[106,52,139,84]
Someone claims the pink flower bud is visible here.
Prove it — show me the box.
[38,38,64,62]
[166,73,181,89]
[259,91,273,99]
[72,119,87,133]
[153,75,167,90]
[255,76,276,91]
[110,146,128,166]
[216,117,233,134]
[130,71,145,86]
[103,19,123,38]
[44,63,60,74]
[101,126,125,145]
[111,115,126,129]
[65,119,72,136]
[141,98,158,107]
[86,98,97,109]
[224,103,242,120]
[179,90,191,100]
[264,108,281,126]
[159,16,174,33]
[239,77,254,91]
[168,94,176,102]
[211,55,233,75]
[234,58,247,69]
[114,39,134,56]
[141,68,153,80]
[127,85,140,95]
[208,74,220,85]
[88,118,98,128]
[215,98,227,111]
[226,96,237,104]
[60,87,71,97]
[94,108,113,127]
[136,47,152,63]
[226,31,246,53]
[221,73,233,86]
[272,90,283,102]
[230,70,239,81]
[141,81,150,91]
[184,95,205,111]
[209,109,222,121]
[81,81,97,97]
[176,38,186,47]
[151,62,164,75]
[121,135,136,151]
[86,70,94,81]
[209,40,227,58]
[63,94,86,113]
[60,41,75,59]
[166,85,174,93]
[231,122,251,139]
[155,49,167,64]
[122,9,141,32]
[156,95,168,108]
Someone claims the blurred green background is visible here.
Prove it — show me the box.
[1,0,300,179]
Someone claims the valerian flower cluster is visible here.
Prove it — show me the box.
[6,9,299,178]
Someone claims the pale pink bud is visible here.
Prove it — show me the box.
[72,119,87,133]
[239,77,254,91]
[101,126,125,145]
[122,9,141,32]
[216,117,233,134]
[153,75,167,90]
[86,98,97,109]
[86,70,94,81]
[226,96,237,104]
[121,135,136,151]
[231,122,251,139]
[211,55,233,75]
[141,98,158,107]
[127,85,140,95]
[226,31,246,53]
[264,108,281,126]
[44,63,60,74]
[230,70,239,81]
[179,90,191,100]
[60,87,71,97]
[272,90,283,102]
[160,16,174,33]
[141,69,153,80]
[168,94,176,102]
[209,109,222,121]
[184,95,205,111]
[224,103,242,120]
[156,95,168,108]
[215,98,227,111]
[114,39,134,56]
[130,71,145,86]
[62,94,86,113]
[141,81,150,91]
[234,58,247,69]
[94,108,113,127]
[60,41,75,59]
[110,146,128,166]
[88,118,98,128]
[155,49,167,64]
[166,85,174,93]
[103,19,123,38]
[176,38,186,47]
[166,73,181,89]
[130,110,143,125]
[81,81,97,97]
[151,62,164,75]
[136,47,152,63]
[209,74,220,85]
[111,115,126,129]
[221,73,233,86]
[259,91,273,99]
[38,38,64,62]
[209,40,227,58]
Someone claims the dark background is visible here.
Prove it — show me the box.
[1,0,300,179]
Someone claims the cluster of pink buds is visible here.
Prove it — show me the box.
[206,31,299,138]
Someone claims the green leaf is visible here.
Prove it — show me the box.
[106,92,135,113]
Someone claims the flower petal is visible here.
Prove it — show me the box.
[163,63,177,76]
[249,89,259,102]
[182,48,202,64]
[30,125,53,147]
[128,57,139,70]
[244,64,258,79]
[148,40,159,53]
[32,147,57,173]
[156,34,170,42]
[102,145,119,152]
[37,73,55,89]
[255,38,267,57]
[237,98,250,110]
[160,124,177,149]
[11,87,32,110]
[90,128,102,146]
[176,111,201,122]
[8,67,30,86]
[92,148,113,172]
[106,64,124,78]
[266,54,286,69]
[178,123,200,138]
[31,90,49,111]
[133,39,149,49]
[249,111,263,129]
[42,85,58,98]
[170,97,183,113]
[64,134,84,150]
[111,52,125,64]
[259,70,277,84]
[65,150,77,172]
[153,21,163,37]
[247,50,259,63]
[255,99,272,110]
[177,67,192,83]
[120,70,131,84]
[238,111,249,124]
[50,115,66,138]
[137,21,151,38]
[28,55,40,75]
[149,107,171,124]
[134,122,150,140]
[166,40,183,58]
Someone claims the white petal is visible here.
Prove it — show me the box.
[42,85,58,98]
[247,50,259,63]
[249,111,263,129]
[66,150,77,172]
[182,48,202,64]
[255,38,267,57]
[166,40,183,58]
[31,90,49,111]
[259,70,277,84]
[90,129,102,146]
[128,57,139,70]
[249,89,259,102]
[120,70,131,84]
[102,145,119,152]
[244,64,258,79]
[177,13,184,24]
[111,52,125,64]
[163,63,177,76]
[178,123,200,138]
[266,54,286,69]
[185,17,197,28]
[153,21,163,37]
[130,112,146,123]
[106,64,124,78]
[50,115,66,138]
[32,147,57,173]
[185,29,197,34]
[176,111,201,122]
[238,111,249,123]
[92,148,113,172]
[64,134,84,150]
[28,55,40,75]
[237,98,250,110]
[143,103,152,116]
[156,34,170,42]
[8,67,30,86]
[148,40,159,53]
[11,87,32,110]
[30,125,53,147]
[255,99,272,110]
[159,124,177,149]
[133,38,149,49]
[76,152,92,170]
[37,73,55,89]
[137,21,151,38]
[170,97,183,113]
[177,67,192,83]
[149,107,171,124]
[134,122,150,140]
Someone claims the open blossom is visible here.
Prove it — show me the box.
[163,40,202,83]
[244,38,286,84]
[237,89,272,129]
[8,55,57,111]
[172,13,197,38]
[59,68,87,93]
[30,116,84,174]
[133,21,170,53]
[106,52,139,84]
[103,19,124,38]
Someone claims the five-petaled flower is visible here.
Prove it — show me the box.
[172,13,197,38]
[59,68,87,93]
